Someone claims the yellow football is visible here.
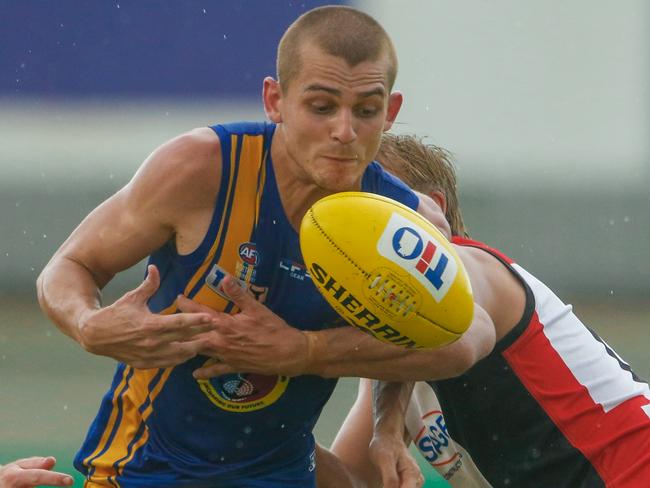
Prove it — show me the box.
[300,192,473,349]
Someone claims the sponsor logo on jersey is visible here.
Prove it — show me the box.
[414,410,460,467]
[198,367,289,412]
[279,259,311,281]
[238,242,259,265]
[377,213,457,302]
[205,264,267,303]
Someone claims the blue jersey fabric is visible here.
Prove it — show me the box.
[74,121,418,487]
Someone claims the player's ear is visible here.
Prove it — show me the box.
[429,190,448,215]
[383,91,403,131]
[263,77,283,123]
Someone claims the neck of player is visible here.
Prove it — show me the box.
[271,129,362,232]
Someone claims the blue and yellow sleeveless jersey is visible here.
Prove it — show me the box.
[74,121,418,487]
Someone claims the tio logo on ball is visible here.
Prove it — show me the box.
[377,213,457,302]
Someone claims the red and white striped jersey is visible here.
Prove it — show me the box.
[430,237,650,488]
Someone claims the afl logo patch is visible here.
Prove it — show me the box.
[197,362,289,412]
[238,242,258,266]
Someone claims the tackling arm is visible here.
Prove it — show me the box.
[36,128,221,367]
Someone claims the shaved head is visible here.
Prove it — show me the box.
[277,6,398,92]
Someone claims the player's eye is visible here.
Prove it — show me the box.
[355,105,380,118]
[311,103,335,115]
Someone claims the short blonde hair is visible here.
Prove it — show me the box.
[377,133,468,237]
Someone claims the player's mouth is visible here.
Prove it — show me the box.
[322,155,359,164]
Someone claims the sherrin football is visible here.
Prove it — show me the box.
[300,192,473,349]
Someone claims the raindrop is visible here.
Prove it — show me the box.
[63,404,68,411]
[15,202,20,207]
[116,3,120,8]
[202,8,207,14]
[280,423,285,429]
[235,440,244,448]
[30,267,35,271]
[530,448,541,459]
[491,434,499,441]
[623,216,630,223]
[504,478,511,486]
[59,23,64,28]
[243,426,252,434]
[608,219,615,226]
[22,230,27,235]
[609,290,614,295]
[20,62,26,69]
[4,253,8,257]
[43,234,47,239]
[109,173,115,180]
[223,34,227,40]
[1,355,5,360]
[272,219,277,225]
[46,330,52,337]
[220,456,225,462]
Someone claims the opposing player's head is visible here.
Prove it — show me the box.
[377,133,468,236]
[263,6,403,193]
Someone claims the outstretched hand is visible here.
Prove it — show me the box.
[177,276,310,378]
[78,265,216,369]
[368,434,424,488]
[0,457,73,488]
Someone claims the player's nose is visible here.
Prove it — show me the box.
[331,109,357,144]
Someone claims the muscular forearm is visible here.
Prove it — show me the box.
[36,256,105,345]
[304,303,495,381]
[373,380,414,438]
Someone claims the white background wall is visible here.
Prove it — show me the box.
[360,0,649,191]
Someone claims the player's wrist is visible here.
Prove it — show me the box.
[303,331,324,376]
[77,306,104,352]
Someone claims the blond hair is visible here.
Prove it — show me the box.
[377,133,468,237]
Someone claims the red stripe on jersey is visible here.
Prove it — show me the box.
[503,311,650,487]
[452,236,515,265]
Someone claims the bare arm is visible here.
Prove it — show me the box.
[36,128,221,367]
[368,380,423,488]
[180,277,495,381]
[303,301,494,380]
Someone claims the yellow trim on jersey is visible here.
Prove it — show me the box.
[183,134,241,298]
[110,368,174,485]
[83,304,178,485]
[86,368,173,487]
[81,365,132,474]
[187,133,266,311]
